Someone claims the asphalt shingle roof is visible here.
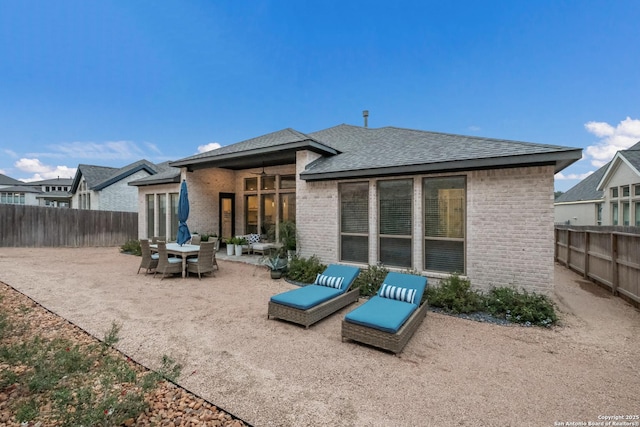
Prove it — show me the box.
[555,165,607,203]
[0,174,24,186]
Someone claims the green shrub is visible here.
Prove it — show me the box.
[285,255,326,283]
[426,273,483,314]
[484,287,558,327]
[354,264,389,297]
[120,240,141,256]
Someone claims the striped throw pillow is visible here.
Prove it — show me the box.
[314,274,344,290]
[379,283,417,304]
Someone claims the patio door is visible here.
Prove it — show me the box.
[219,193,235,240]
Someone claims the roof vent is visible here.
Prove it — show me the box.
[363,110,369,128]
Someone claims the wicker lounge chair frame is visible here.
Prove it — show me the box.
[268,287,360,329]
[341,299,428,354]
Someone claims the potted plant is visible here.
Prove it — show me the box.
[260,248,288,279]
[235,237,248,256]
[279,221,297,259]
[225,237,235,256]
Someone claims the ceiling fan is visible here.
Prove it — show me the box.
[252,163,268,176]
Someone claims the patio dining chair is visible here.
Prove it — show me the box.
[186,241,215,279]
[137,239,159,274]
[153,242,183,280]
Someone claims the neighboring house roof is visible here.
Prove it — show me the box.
[1,185,43,194]
[70,160,158,193]
[129,161,181,187]
[555,164,607,204]
[169,124,582,180]
[596,142,640,191]
[28,177,73,187]
[0,174,23,186]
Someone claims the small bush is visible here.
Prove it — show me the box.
[120,240,141,256]
[484,287,558,327]
[354,264,389,297]
[426,273,483,314]
[285,255,326,283]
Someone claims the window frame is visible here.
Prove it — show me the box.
[378,179,413,268]
[339,181,369,264]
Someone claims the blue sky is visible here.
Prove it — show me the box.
[1,1,639,192]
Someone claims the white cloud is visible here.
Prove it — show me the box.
[30,140,145,160]
[4,149,18,158]
[584,117,640,167]
[197,142,222,153]
[14,158,76,181]
[555,171,594,180]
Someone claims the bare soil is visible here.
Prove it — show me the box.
[0,247,639,427]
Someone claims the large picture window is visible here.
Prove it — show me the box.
[245,195,258,234]
[379,180,412,268]
[340,182,369,263]
[423,176,465,273]
[158,194,167,239]
[170,193,179,240]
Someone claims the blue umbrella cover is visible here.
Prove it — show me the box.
[176,180,191,245]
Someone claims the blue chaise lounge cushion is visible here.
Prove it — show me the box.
[270,285,343,310]
[344,296,417,334]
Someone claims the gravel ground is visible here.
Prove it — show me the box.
[0,247,639,427]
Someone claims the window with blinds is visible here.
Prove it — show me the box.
[378,179,412,268]
[423,176,465,273]
[340,182,369,263]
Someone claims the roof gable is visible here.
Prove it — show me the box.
[71,160,158,193]
[596,145,640,191]
[0,173,24,186]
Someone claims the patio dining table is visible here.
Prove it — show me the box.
[149,243,200,278]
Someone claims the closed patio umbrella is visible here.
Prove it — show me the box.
[176,180,191,246]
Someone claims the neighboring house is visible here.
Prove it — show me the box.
[554,141,640,226]
[70,160,160,212]
[0,174,72,207]
[128,162,181,239]
[151,124,581,294]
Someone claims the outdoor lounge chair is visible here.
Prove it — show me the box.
[153,242,183,280]
[268,264,361,328]
[341,272,428,354]
[186,241,215,279]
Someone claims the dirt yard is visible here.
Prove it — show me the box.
[0,247,638,427]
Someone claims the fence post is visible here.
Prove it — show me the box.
[583,231,589,279]
[566,229,571,268]
[611,233,618,296]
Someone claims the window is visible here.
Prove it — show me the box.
[622,202,630,226]
[596,203,603,225]
[261,194,275,234]
[170,193,179,240]
[379,180,412,268]
[340,182,369,263]
[636,202,640,226]
[146,195,155,238]
[612,203,619,226]
[424,176,465,273]
[244,178,257,191]
[245,195,258,234]
[635,185,640,197]
[1,192,25,205]
[280,175,296,189]
[611,187,618,198]
[261,176,275,191]
[158,194,167,239]
[280,193,296,223]
[622,186,630,197]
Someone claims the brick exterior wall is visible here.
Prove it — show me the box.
[100,170,151,212]
[466,166,556,294]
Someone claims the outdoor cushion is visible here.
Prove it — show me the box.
[344,296,417,334]
[379,283,417,304]
[270,285,343,310]
[186,258,198,263]
[167,258,182,264]
[320,264,361,292]
[314,273,344,289]
[377,272,427,306]
[151,254,159,260]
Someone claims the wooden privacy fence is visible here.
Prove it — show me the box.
[555,225,640,305]
[0,204,138,247]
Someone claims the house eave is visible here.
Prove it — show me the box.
[169,140,338,171]
[129,176,181,187]
[301,151,582,181]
